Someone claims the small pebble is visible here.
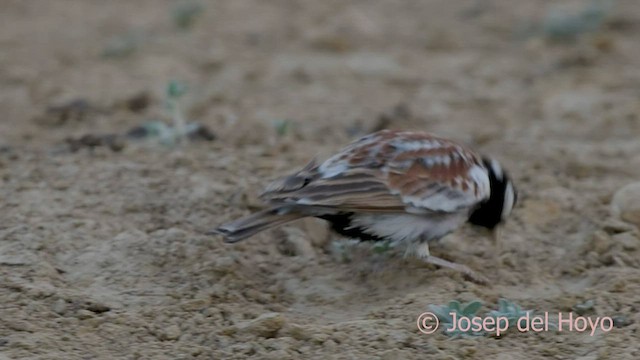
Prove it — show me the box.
[612,232,640,251]
[51,299,68,315]
[238,313,285,338]
[76,310,95,320]
[86,302,111,314]
[611,182,640,227]
[280,323,313,341]
[280,227,316,259]
[162,324,182,341]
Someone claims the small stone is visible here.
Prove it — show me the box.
[187,123,216,141]
[238,313,285,338]
[612,315,633,328]
[602,218,636,234]
[587,230,613,255]
[311,332,329,344]
[210,256,236,274]
[322,339,337,351]
[301,218,330,248]
[611,182,640,228]
[124,92,150,113]
[86,302,111,314]
[83,317,104,328]
[105,135,126,152]
[51,299,68,315]
[6,320,34,332]
[279,227,316,259]
[76,310,94,320]
[612,232,640,251]
[162,324,182,341]
[280,323,313,341]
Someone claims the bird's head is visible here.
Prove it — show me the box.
[467,158,517,230]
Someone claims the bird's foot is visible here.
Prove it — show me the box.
[420,255,489,285]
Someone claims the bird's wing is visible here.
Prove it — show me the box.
[261,130,490,213]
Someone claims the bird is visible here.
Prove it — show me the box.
[210,129,517,283]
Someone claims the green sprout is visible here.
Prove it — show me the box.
[273,119,293,137]
[543,0,613,41]
[429,300,484,338]
[330,240,353,263]
[572,299,595,316]
[487,299,534,329]
[166,80,188,144]
[125,80,215,146]
[102,32,145,58]
[371,240,394,254]
[130,121,206,146]
[167,80,188,99]
[172,1,204,30]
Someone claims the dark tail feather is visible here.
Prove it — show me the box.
[208,207,306,243]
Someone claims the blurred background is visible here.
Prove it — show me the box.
[1,0,639,359]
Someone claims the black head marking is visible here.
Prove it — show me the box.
[468,158,517,229]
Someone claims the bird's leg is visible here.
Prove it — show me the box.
[492,226,512,267]
[413,242,489,285]
[492,227,503,256]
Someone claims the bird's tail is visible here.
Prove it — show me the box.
[208,207,306,243]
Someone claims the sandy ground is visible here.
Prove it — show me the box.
[1,0,640,359]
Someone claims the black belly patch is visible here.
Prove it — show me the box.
[317,213,385,242]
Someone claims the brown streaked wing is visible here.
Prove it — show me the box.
[261,168,408,212]
[385,144,490,212]
[260,130,489,214]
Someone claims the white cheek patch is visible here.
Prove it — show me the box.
[502,182,515,220]
[490,158,504,181]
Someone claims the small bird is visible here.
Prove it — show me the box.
[211,129,517,283]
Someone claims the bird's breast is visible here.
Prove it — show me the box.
[319,211,468,245]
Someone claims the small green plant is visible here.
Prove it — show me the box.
[102,31,145,58]
[572,299,595,316]
[167,80,188,99]
[429,300,484,338]
[172,1,204,30]
[487,298,534,329]
[126,80,216,146]
[166,80,188,144]
[129,121,205,146]
[371,240,394,254]
[273,119,293,137]
[542,0,613,41]
[330,240,353,263]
